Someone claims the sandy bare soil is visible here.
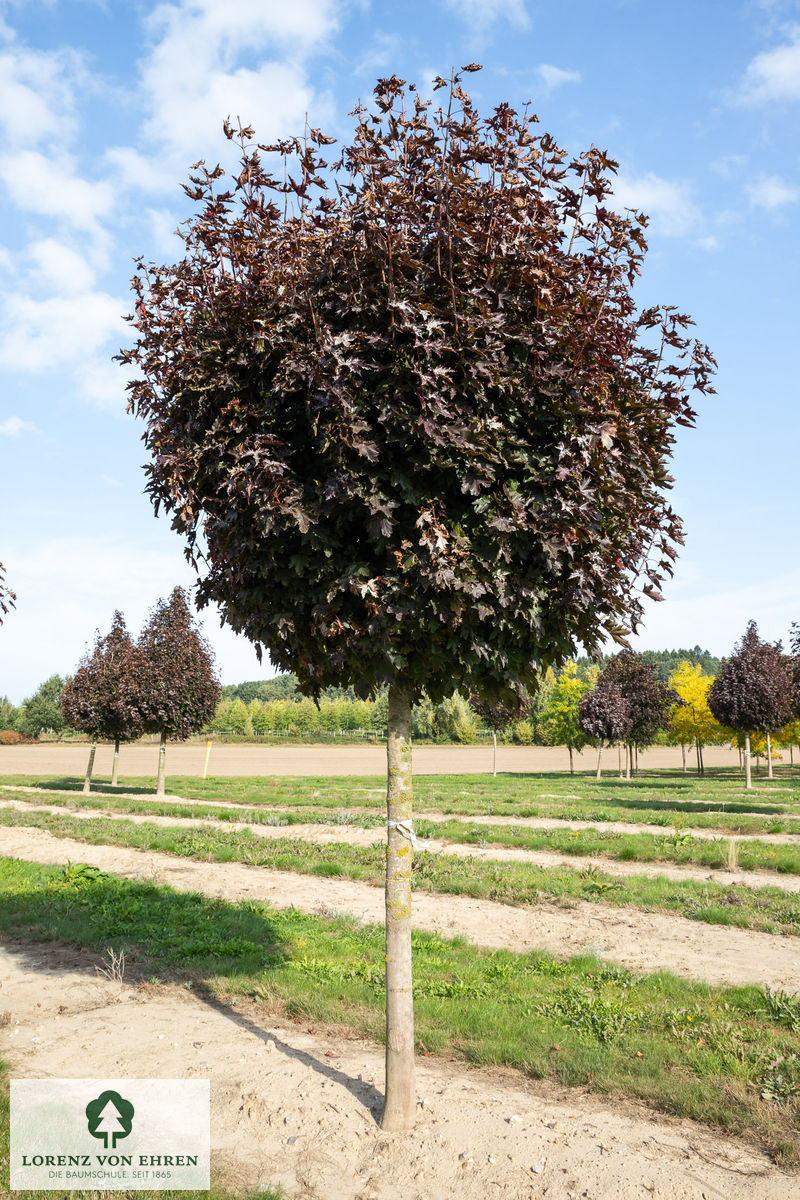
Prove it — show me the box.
[3,797,800,897]
[2,943,792,1200]
[0,741,760,778]
[2,824,800,993]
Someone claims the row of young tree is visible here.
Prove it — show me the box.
[57,588,219,795]
[577,622,800,788]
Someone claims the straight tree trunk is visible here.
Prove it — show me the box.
[738,746,742,770]
[766,731,774,779]
[744,732,752,790]
[695,739,701,776]
[111,737,121,787]
[83,742,97,795]
[381,683,415,1131]
[634,745,639,777]
[617,743,622,778]
[681,743,687,773]
[156,730,167,797]
[568,744,574,775]
[596,743,603,781]
[699,744,705,776]
[492,730,497,778]
[625,742,632,781]
[791,745,795,768]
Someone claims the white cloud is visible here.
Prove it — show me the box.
[0,150,114,234]
[536,63,581,92]
[27,238,97,294]
[746,173,799,209]
[0,534,267,702]
[629,567,800,658]
[612,171,699,237]
[738,28,800,104]
[0,33,82,148]
[75,358,134,414]
[443,0,530,31]
[0,290,125,374]
[139,0,338,160]
[0,415,39,437]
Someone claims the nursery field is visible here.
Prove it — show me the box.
[2,765,800,1198]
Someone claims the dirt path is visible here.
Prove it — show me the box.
[0,741,766,777]
[3,798,800,896]
[2,825,800,994]
[1,943,791,1200]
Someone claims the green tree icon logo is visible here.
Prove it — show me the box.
[85,1090,135,1149]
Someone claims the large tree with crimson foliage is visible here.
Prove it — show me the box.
[121,67,714,1129]
[598,650,678,776]
[60,612,145,793]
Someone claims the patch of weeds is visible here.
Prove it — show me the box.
[757,1054,800,1103]
[533,983,634,1045]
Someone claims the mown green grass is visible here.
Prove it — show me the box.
[4,787,800,877]
[1,804,800,936]
[4,769,800,833]
[0,856,799,1163]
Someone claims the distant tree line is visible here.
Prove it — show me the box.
[4,632,799,786]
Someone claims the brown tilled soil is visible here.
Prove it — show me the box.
[1,943,795,1200]
[2,824,800,993]
[2,797,800,895]
[0,741,757,777]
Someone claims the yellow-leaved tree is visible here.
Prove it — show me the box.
[667,661,729,776]
[776,720,800,768]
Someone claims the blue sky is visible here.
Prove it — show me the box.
[1,0,798,703]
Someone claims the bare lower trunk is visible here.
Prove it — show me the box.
[381,683,415,1131]
[737,746,742,769]
[596,743,603,781]
[492,731,497,778]
[744,733,752,790]
[766,731,773,779]
[625,742,632,781]
[156,731,167,797]
[568,744,574,775]
[695,740,701,776]
[83,743,96,795]
[791,745,795,767]
[111,737,120,787]
[634,745,639,777]
[617,743,622,778]
[699,744,705,776]
[681,743,686,773]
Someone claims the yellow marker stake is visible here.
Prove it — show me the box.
[202,740,212,780]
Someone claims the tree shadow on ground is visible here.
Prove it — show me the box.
[0,868,383,1116]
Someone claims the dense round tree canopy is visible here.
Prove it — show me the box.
[137,587,221,739]
[122,70,714,705]
[598,650,677,746]
[60,611,145,742]
[708,620,793,735]
[578,682,632,744]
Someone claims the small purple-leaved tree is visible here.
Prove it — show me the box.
[708,621,793,787]
[578,683,632,779]
[60,611,146,792]
[137,588,221,796]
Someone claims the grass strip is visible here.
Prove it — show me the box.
[1,856,799,1163]
[4,789,800,878]
[4,771,800,832]
[1,805,799,937]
